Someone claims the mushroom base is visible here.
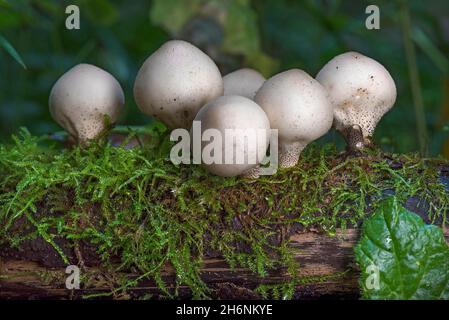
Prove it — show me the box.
[340,125,373,152]
[279,142,306,168]
[241,165,261,179]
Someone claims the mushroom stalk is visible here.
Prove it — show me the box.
[340,124,373,152]
[278,141,306,168]
[241,166,262,179]
[255,69,333,169]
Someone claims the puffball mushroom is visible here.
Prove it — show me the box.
[49,63,124,144]
[254,69,333,168]
[316,51,397,150]
[193,95,270,177]
[223,68,266,99]
[134,40,223,129]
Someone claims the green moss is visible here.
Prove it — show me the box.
[0,126,448,299]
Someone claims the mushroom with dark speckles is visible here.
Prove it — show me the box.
[316,51,397,151]
[134,40,223,129]
[49,64,124,144]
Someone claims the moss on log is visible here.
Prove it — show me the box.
[0,130,448,299]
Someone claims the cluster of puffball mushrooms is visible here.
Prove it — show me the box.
[49,40,397,178]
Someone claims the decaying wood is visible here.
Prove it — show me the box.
[1,228,448,300]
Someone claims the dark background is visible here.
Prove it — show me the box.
[0,0,448,156]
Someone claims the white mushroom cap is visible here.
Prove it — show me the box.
[254,69,333,168]
[134,40,223,129]
[223,68,266,99]
[49,63,124,143]
[193,95,270,177]
[316,51,397,148]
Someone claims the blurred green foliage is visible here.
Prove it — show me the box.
[0,0,449,156]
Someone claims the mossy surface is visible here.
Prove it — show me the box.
[0,126,448,299]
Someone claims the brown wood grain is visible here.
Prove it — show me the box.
[1,228,448,299]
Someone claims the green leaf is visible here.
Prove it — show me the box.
[0,0,10,8]
[222,0,259,56]
[148,0,278,76]
[150,0,204,34]
[246,52,279,78]
[355,197,449,300]
[221,1,278,76]
[0,34,26,69]
[79,0,119,25]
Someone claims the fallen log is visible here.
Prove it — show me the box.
[1,228,448,300]
[1,138,448,300]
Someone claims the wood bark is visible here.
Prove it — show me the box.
[1,228,448,300]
